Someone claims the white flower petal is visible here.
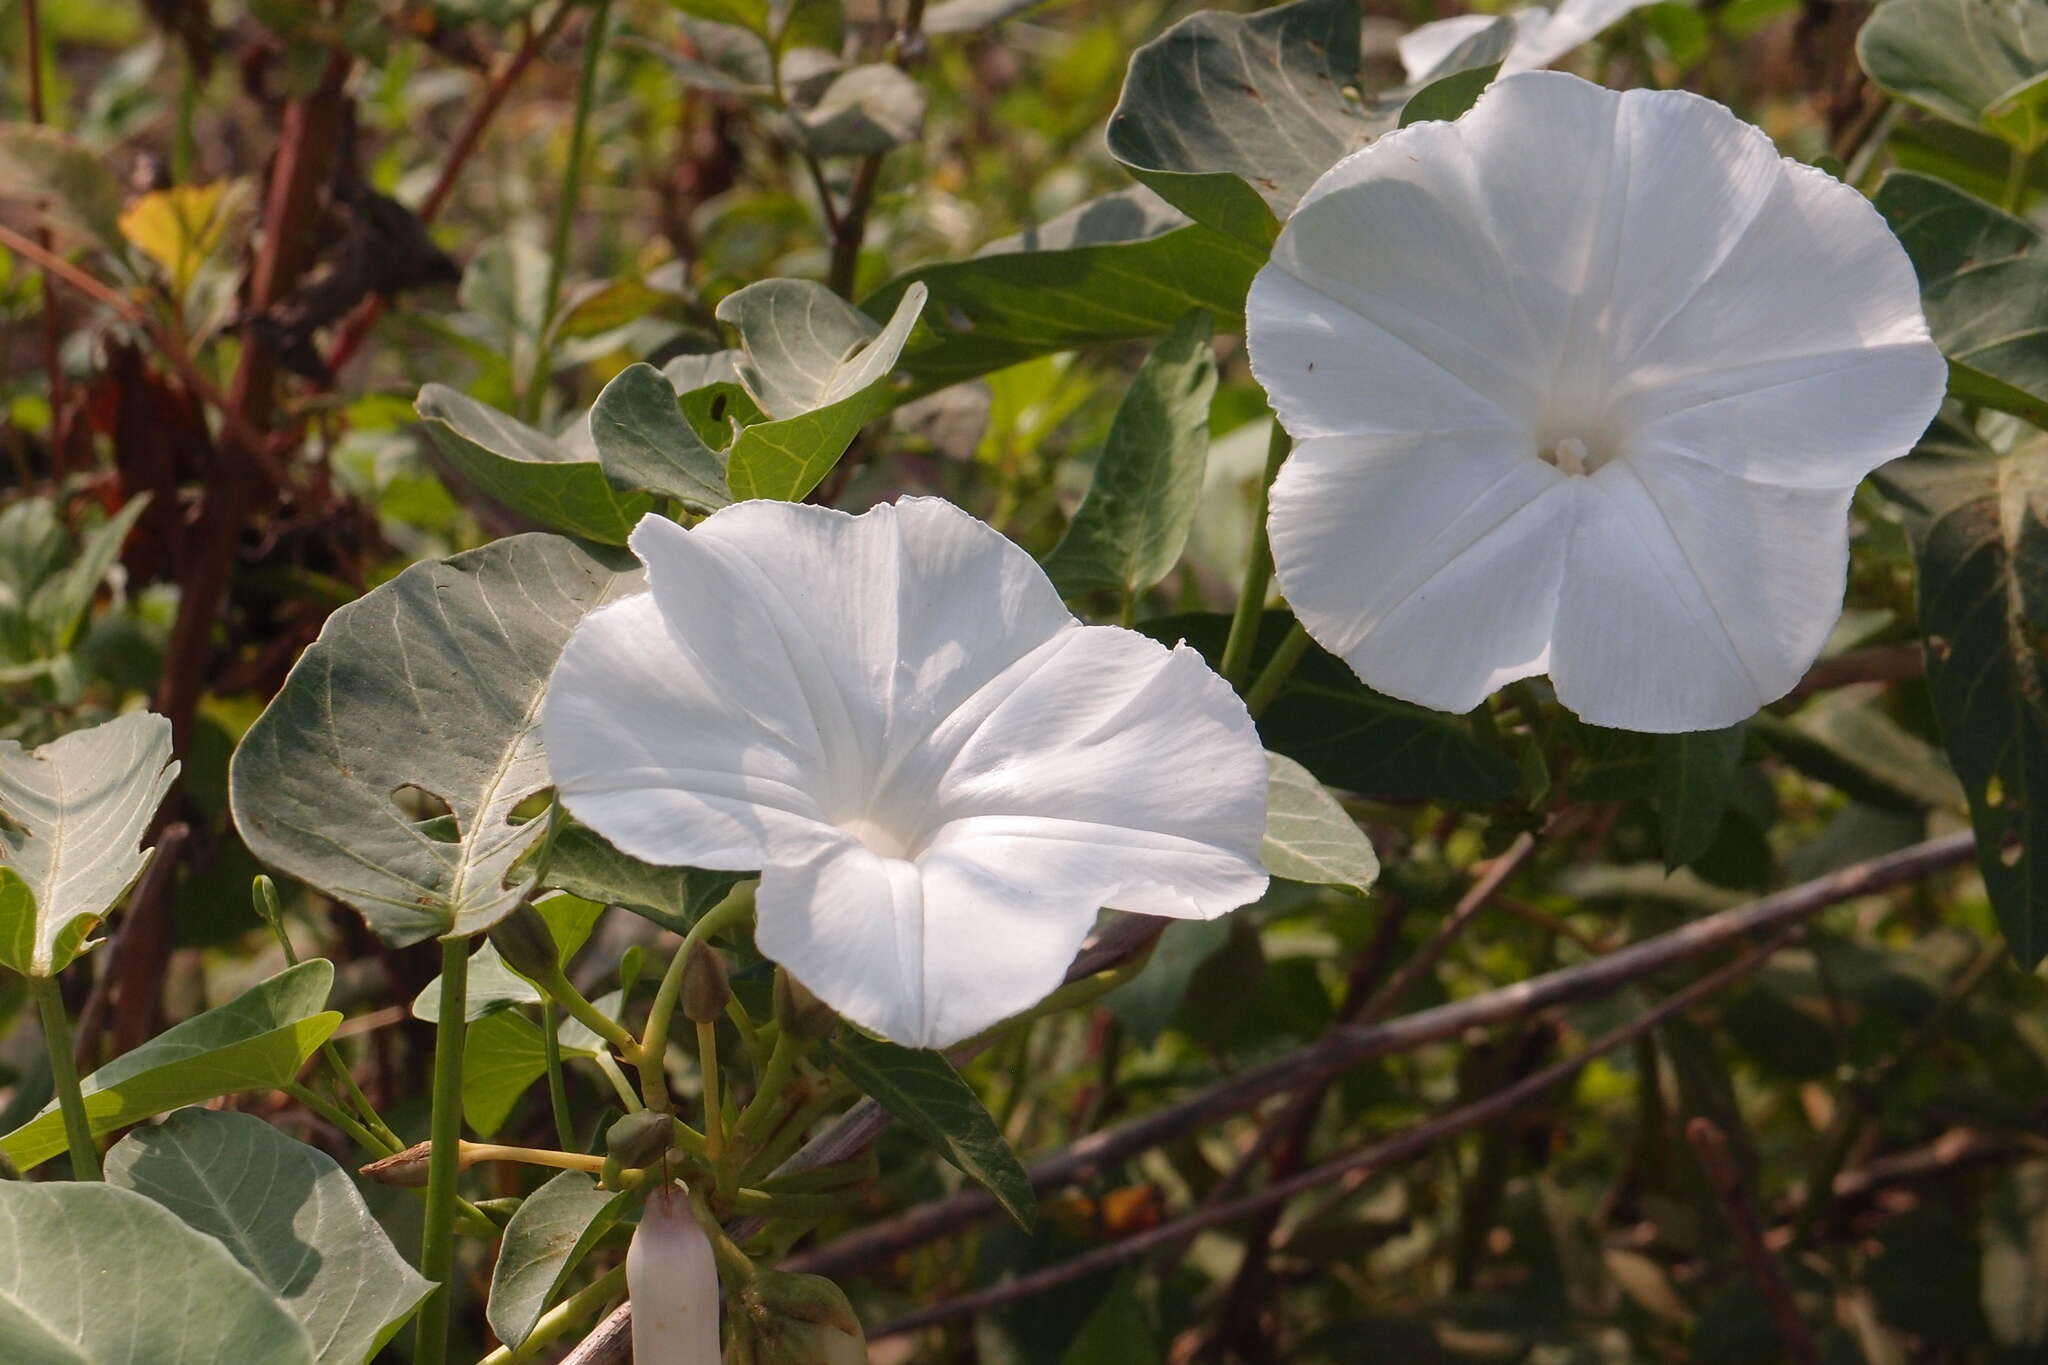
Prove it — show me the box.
[543,591,831,869]
[1398,12,1520,83]
[919,630,1270,891]
[1510,0,1655,71]
[753,828,1099,1048]
[1270,433,1573,713]
[1551,457,1851,731]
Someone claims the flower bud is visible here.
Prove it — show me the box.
[251,875,284,932]
[628,1184,721,1365]
[488,901,560,980]
[606,1110,674,1171]
[772,970,837,1042]
[679,943,731,1024]
[729,1269,866,1365]
[359,1141,435,1188]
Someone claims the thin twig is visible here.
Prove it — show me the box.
[785,832,1975,1279]
[1687,1117,1823,1365]
[868,929,1798,1339]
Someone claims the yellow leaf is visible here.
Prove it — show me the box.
[118,180,242,297]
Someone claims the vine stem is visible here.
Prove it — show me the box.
[543,1000,576,1150]
[28,975,98,1179]
[638,887,756,1112]
[413,938,470,1365]
[1217,421,1292,688]
[477,1264,626,1365]
[524,0,614,422]
[1241,621,1310,718]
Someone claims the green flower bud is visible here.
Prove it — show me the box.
[680,943,731,1024]
[729,1269,866,1365]
[488,901,560,980]
[251,875,283,931]
[606,1110,674,1171]
[772,969,837,1042]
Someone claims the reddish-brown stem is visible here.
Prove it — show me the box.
[867,930,1799,1340]
[1687,1117,1823,1365]
[321,3,574,382]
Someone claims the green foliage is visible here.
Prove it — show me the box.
[0,961,339,1170]
[827,1031,1036,1230]
[1882,449,2048,963]
[588,363,731,513]
[1042,311,1217,601]
[415,385,653,546]
[544,821,742,936]
[1655,725,1747,871]
[0,1181,317,1363]
[488,1171,632,1349]
[1879,171,2048,426]
[230,534,640,945]
[104,1109,432,1365]
[1260,751,1380,897]
[1859,0,2048,150]
[0,123,123,246]
[0,710,176,977]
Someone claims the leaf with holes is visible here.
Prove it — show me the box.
[488,1171,633,1348]
[0,710,178,979]
[1879,449,2048,965]
[412,892,608,1024]
[1042,311,1217,602]
[416,385,653,545]
[865,188,1263,395]
[105,1109,432,1365]
[717,279,928,500]
[1260,751,1379,897]
[1105,0,1372,244]
[1879,171,2048,428]
[0,1181,315,1364]
[827,1031,1036,1229]
[0,961,340,1171]
[230,533,643,945]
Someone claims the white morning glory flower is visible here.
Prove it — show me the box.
[541,498,1269,1048]
[1399,0,1654,83]
[1246,72,1946,734]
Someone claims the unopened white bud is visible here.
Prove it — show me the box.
[628,1184,720,1364]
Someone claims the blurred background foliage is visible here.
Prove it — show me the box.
[0,0,2043,1360]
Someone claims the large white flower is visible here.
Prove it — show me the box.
[1398,0,1653,83]
[541,498,1269,1048]
[1246,72,1946,734]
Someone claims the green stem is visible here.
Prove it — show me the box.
[1218,421,1293,687]
[414,938,470,1365]
[1242,620,1311,719]
[535,962,640,1058]
[726,1185,849,1220]
[475,1264,626,1365]
[639,887,756,1112]
[2004,136,2036,215]
[732,1027,802,1151]
[541,1000,576,1150]
[29,975,99,1180]
[287,1081,396,1156]
[592,1050,644,1112]
[524,0,613,421]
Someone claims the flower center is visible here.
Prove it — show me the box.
[840,815,914,861]
[1541,436,1595,476]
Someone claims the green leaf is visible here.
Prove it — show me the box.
[1260,751,1379,897]
[1398,19,1513,127]
[793,64,926,158]
[923,0,1049,33]
[0,124,125,247]
[664,0,769,35]
[231,534,642,946]
[1042,311,1217,600]
[622,27,771,97]
[413,892,608,1024]
[0,961,340,1171]
[1859,0,2048,149]
[866,188,1264,395]
[544,820,742,936]
[0,1181,316,1364]
[1104,917,1234,1047]
[1753,701,1962,815]
[462,1009,553,1137]
[1105,0,1369,244]
[26,493,149,654]
[1983,1161,2048,1348]
[588,363,731,513]
[1655,725,1748,871]
[0,711,178,978]
[1880,449,2048,964]
[416,384,653,545]
[1144,612,1519,803]
[715,280,927,500]
[1877,171,2048,428]
[826,1031,1035,1230]
[104,1109,432,1365]
[488,1172,632,1348]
